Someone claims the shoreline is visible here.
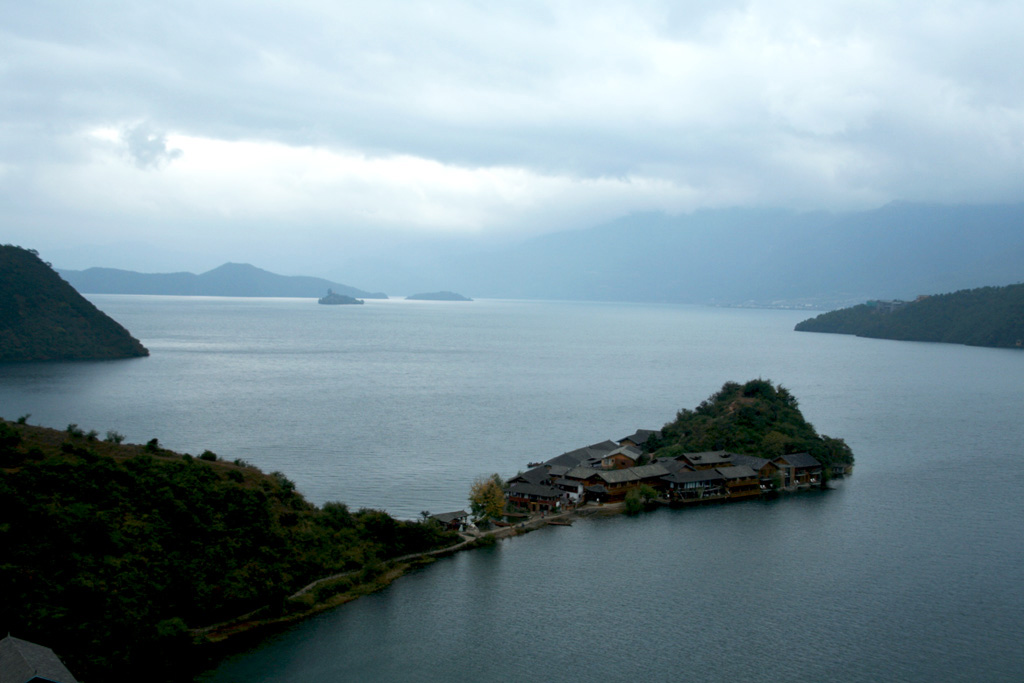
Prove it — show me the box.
[192,501,627,647]
[192,482,835,669]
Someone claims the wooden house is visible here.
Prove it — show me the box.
[544,440,619,469]
[507,482,563,512]
[553,478,584,505]
[430,510,469,531]
[617,429,662,451]
[661,469,726,501]
[586,463,670,501]
[716,466,761,498]
[772,452,823,487]
[600,445,642,470]
[508,466,551,487]
[728,453,781,488]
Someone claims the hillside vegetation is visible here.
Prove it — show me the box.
[0,245,149,361]
[795,283,1024,349]
[0,419,459,682]
[650,379,854,466]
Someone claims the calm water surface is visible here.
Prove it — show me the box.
[1,296,1022,681]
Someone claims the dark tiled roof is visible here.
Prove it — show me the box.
[618,429,662,445]
[716,465,759,480]
[545,440,620,468]
[774,452,821,469]
[509,466,550,485]
[603,445,642,459]
[564,466,601,480]
[654,458,691,474]
[728,453,771,470]
[431,510,468,524]
[679,451,735,466]
[507,483,562,499]
[0,636,79,683]
[545,452,580,468]
[596,463,669,484]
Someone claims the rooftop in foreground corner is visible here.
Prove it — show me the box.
[0,635,79,683]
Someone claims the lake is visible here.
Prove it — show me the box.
[2,296,1022,681]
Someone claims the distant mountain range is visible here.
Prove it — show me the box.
[52,202,1024,309]
[423,202,1024,309]
[1,245,148,361]
[58,262,387,299]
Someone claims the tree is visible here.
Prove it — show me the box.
[623,485,658,515]
[468,474,505,522]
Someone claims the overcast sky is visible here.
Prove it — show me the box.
[3,0,1023,274]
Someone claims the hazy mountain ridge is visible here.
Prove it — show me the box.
[51,203,1024,309]
[58,262,387,299]
[427,203,1024,308]
[0,245,149,362]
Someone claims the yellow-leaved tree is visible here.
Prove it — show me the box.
[468,474,505,523]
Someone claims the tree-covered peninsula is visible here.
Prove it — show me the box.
[0,418,459,682]
[648,379,854,468]
[794,283,1024,349]
[0,245,149,361]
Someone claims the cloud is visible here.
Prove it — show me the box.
[2,0,1024,269]
[55,130,702,238]
[121,123,182,169]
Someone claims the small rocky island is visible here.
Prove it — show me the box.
[0,245,149,362]
[405,291,472,301]
[317,289,364,305]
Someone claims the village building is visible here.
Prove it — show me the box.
[508,466,551,487]
[772,452,823,487]
[509,431,835,512]
[430,510,469,531]
[661,469,726,500]
[728,453,781,489]
[563,463,670,502]
[677,450,735,470]
[650,457,691,474]
[507,482,563,512]
[0,635,79,683]
[543,440,619,469]
[599,445,642,470]
[553,478,584,505]
[716,465,761,498]
[546,464,571,479]
[829,462,852,477]
[617,429,662,451]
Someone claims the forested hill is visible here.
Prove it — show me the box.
[0,245,149,361]
[0,418,459,682]
[794,283,1024,349]
[649,379,854,467]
